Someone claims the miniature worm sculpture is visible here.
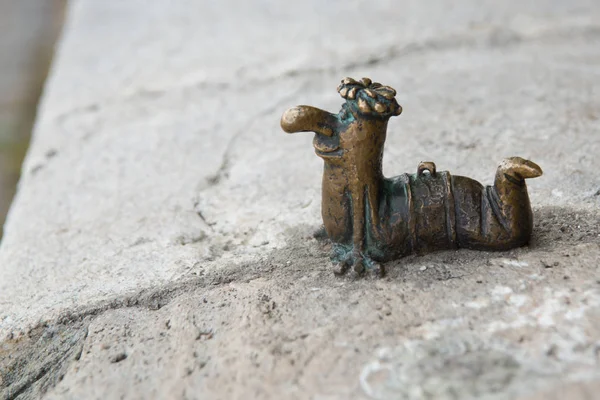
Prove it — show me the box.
[281,77,542,276]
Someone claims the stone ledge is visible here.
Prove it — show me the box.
[1,1,599,399]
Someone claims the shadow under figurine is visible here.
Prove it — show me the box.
[281,77,542,276]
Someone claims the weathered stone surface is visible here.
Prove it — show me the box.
[1,0,600,399]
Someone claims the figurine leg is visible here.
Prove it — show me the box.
[330,190,384,276]
[350,194,367,275]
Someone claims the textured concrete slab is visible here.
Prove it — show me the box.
[1,0,600,399]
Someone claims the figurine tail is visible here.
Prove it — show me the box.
[487,157,541,248]
[497,157,542,181]
[452,157,541,251]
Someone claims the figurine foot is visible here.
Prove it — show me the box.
[332,259,351,276]
[359,259,385,278]
[331,246,383,277]
[353,257,366,274]
[370,262,385,277]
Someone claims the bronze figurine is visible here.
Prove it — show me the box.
[281,77,542,276]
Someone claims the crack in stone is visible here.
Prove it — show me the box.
[52,81,231,127]
[0,270,246,398]
[201,89,303,191]
[48,21,600,130]
[195,208,215,232]
[190,88,305,250]
[2,207,600,397]
[1,325,88,400]
[259,23,600,83]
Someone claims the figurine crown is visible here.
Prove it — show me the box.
[337,77,402,118]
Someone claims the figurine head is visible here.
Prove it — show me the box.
[281,77,402,161]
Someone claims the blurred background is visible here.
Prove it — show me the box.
[0,0,65,237]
